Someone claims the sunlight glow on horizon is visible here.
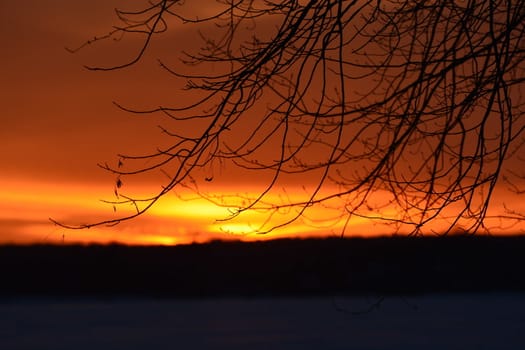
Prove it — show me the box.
[0,178,394,245]
[1,177,525,246]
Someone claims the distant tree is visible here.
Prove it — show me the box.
[57,0,525,235]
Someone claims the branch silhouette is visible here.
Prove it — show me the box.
[54,0,525,235]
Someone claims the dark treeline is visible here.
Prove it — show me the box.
[1,236,524,297]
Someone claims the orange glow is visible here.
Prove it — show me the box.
[0,177,389,245]
[2,176,524,246]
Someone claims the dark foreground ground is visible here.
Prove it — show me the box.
[1,235,524,297]
[3,237,525,349]
[2,294,525,350]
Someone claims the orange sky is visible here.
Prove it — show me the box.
[2,1,525,245]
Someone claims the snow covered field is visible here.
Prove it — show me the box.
[2,293,524,349]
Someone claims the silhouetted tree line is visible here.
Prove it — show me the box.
[2,237,525,296]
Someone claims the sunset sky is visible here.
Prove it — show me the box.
[2,1,525,245]
[0,0,345,245]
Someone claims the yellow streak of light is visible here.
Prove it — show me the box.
[0,177,410,244]
[3,177,524,245]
